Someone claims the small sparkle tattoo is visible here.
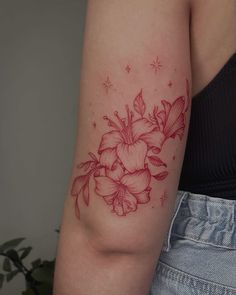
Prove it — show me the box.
[103,76,113,94]
[160,191,168,207]
[150,56,162,74]
[168,80,173,87]
[125,64,131,73]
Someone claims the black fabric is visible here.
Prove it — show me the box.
[179,53,236,199]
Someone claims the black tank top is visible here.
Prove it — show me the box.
[179,53,236,199]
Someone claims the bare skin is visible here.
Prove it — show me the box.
[54,1,236,294]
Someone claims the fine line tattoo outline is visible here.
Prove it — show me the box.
[103,76,113,94]
[71,79,189,218]
[150,56,162,74]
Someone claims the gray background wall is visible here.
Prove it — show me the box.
[0,1,86,293]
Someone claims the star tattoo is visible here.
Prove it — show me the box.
[150,56,162,74]
[103,76,113,94]
[125,64,131,73]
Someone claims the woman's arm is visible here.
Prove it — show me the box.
[54,0,191,294]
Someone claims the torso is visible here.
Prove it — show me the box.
[179,0,236,199]
[190,0,236,96]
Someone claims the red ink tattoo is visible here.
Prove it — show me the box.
[125,64,131,73]
[168,81,173,87]
[71,80,189,217]
[153,171,169,181]
[160,191,168,207]
[148,156,167,168]
[103,76,113,94]
[150,56,162,74]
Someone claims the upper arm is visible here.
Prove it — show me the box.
[60,0,191,255]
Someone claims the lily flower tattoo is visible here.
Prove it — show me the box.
[71,79,190,218]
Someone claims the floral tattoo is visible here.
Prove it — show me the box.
[71,77,189,218]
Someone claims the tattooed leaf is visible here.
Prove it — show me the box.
[78,161,95,172]
[153,171,169,181]
[71,175,89,197]
[75,197,80,219]
[82,182,90,206]
[148,156,167,167]
[133,89,146,117]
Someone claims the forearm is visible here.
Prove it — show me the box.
[54,0,191,294]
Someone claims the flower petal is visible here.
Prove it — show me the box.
[106,162,125,181]
[121,169,151,194]
[122,190,138,215]
[135,189,151,204]
[111,190,138,216]
[98,131,123,153]
[168,114,185,139]
[94,176,119,196]
[163,96,185,137]
[103,195,115,205]
[112,198,124,216]
[132,118,154,141]
[117,140,147,173]
[99,148,117,169]
[140,130,166,153]
[170,126,185,140]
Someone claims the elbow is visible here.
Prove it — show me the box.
[79,209,161,256]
